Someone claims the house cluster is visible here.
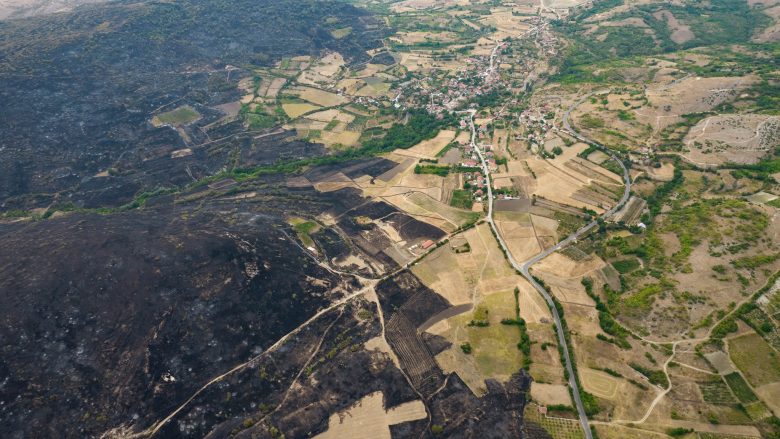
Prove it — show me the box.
[458,141,499,172]
[352,95,381,107]
[481,144,499,172]
[518,109,554,151]
[394,48,512,115]
[525,17,558,57]
[458,143,502,202]
[406,238,437,257]
[463,170,488,201]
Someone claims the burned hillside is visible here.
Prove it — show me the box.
[0,0,386,204]
[0,165,487,437]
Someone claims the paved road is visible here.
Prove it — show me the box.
[467,88,631,439]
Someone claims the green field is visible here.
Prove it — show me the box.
[450,190,473,209]
[155,106,200,125]
[331,27,352,39]
[698,380,737,405]
[728,333,780,387]
[525,404,583,439]
[745,401,772,421]
[290,218,320,248]
[415,164,450,176]
[612,258,640,274]
[246,113,276,130]
[456,291,525,379]
[723,372,758,403]
[621,283,667,315]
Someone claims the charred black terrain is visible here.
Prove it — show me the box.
[152,299,419,439]
[377,272,451,396]
[0,0,385,207]
[0,171,530,437]
[0,175,442,437]
[0,0,536,437]
[376,271,533,438]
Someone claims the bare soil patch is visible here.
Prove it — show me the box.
[412,247,474,306]
[643,162,675,181]
[527,158,590,208]
[653,10,694,44]
[394,130,457,160]
[637,76,756,132]
[479,10,531,39]
[705,351,736,375]
[312,52,345,77]
[214,101,241,117]
[683,115,779,166]
[315,392,426,439]
[586,150,608,164]
[580,367,619,399]
[294,87,348,107]
[283,103,321,118]
[495,213,542,263]
[264,77,287,98]
[748,191,779,204]
[530,383,572,406]
[321,130,361,148]
[756,381,780,414]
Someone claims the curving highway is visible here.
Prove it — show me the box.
[466,88,631,439]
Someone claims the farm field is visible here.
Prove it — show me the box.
[282,102,321,118]
[6,0,780,437]
[728,333,780,387]
[314,392,426,439]
[525,403,584,439]
[433,289,528,394]
[530,382,572,407]
[494,212,544,263]
[420,222,559,394]
[393,130,458,160]
[151,105,200,127]
[292,86,348,107]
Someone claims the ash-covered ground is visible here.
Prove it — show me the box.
[0,175,531,438]
[0,0,385,209]
[0,1,533,437]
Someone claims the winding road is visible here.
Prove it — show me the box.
[466,87,631,439]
